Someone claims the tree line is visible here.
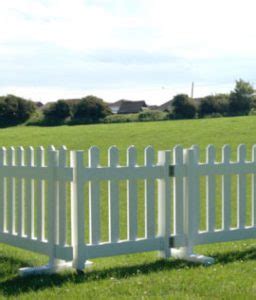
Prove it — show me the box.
[170,79,256,119]
[0,79,255,127]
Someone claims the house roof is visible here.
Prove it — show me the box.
[108,100,125,108]
[147,105,159,110]
[158,100,173,112]
[118,100,147,114]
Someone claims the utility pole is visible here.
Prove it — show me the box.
[191,82,194,98]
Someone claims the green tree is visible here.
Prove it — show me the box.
[43,100,71,120]
[229,79,255,115]
[0,94,36,126]
[198,94,229,117]
[73,95,111,123]
[171,94,197,119]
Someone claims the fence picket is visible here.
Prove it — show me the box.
[7,147,15,234]
[206,145,216,232]
[144,146,155,239]
[89,147,101,244]
[222,145,231,231]
[127,146,137,240]
[71,150,85,270]
[26,147,35,238]
[47,147,58,265]
[173,146,184,236]
[237,144,246,228]
[184,146,200,252]
[36,146,45,241]
[108,146,119,242]
[58,146,67,246]
[17,147,25,237]
[0,147,7,233]
[157,150,171,258]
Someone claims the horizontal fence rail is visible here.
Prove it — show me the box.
[0,144,256,275]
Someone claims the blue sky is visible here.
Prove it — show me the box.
[1,0,256,104]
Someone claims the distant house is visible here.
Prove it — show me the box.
[108,100,124,114]
[108,100,147,114]
[158,100,173,112]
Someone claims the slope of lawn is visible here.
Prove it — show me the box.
[0,116,256,299]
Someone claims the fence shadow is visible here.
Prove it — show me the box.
[213,246,256,264]
[0,255,33,280]
[1,247,256,297]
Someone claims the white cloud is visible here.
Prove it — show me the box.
[0,0,256,103]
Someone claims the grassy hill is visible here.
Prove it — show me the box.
[1,116,256,299]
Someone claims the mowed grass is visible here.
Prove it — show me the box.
[0,116,256,299]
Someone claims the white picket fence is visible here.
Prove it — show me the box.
[0,144,256,275]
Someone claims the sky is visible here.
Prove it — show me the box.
[0,0,256,105]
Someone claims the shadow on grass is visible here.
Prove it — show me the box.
[0,256,33,280]
[1,246,256,296]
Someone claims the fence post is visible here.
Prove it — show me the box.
[157,150,171,258]
[71,151,92,272]
[171,147,214,264]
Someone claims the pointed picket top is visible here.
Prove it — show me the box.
[237,144,246,162]
[89,146,100,168]
[206,145,216,164]
[17,146,25,166]
[222,144,231,164]
[0,147,6,166]
[8,146,15,165]
[36,146,45,167]
[59,145,67,167]
[144,146,154,166]
[60,145,67,151]
[27,146,35,166]
[127,145,137,166]
[108,146,119,167]
[173,145,183,164]
[191,145,200,163]
[59,145,67,155]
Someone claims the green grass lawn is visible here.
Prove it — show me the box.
[1,116,256,299]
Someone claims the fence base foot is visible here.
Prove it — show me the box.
[19,261,74,277]
[19,260,93,277]
[171,248,214,265]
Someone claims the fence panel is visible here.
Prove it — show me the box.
[173,144,256,264]
[70,145,171,270]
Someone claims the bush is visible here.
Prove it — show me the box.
[43,100,71,120]
[171,94,197,119]
[202,113,223,118]
[249,108,256,116]
[0,94,36,126]
[104,113,139,123]
[138,110,168,122]
[198,94,229,117]
[72,95,111,123]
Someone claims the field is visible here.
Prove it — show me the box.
[0,116,256,299]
